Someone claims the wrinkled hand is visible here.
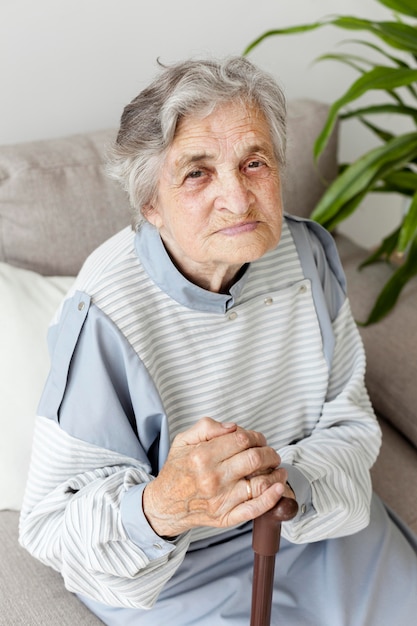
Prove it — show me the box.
[143,417,290,538]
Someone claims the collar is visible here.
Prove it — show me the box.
[135,221,249,314]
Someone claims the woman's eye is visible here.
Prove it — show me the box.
[187,169,204,179]
[247,160,263,169]
[244,159,272,177]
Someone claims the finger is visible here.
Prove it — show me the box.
[242,467,288,502]
[176,421,269,468]
[225,482,286,527]
[283,481,296,500]
[221,444,282,482]
[209,467,287,521]
[173,416,237,447]
[199,427,270,469]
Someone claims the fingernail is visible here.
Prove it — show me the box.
[222,422,236,429]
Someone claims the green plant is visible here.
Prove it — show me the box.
[244,0,417,324]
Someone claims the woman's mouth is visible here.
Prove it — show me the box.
[218,221,259,236]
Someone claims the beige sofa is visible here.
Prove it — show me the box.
[0,99,416,625]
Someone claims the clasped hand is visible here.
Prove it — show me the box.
[143,417,293,538]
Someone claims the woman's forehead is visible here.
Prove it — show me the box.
[169,102,274,162]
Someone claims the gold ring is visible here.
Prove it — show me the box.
[245,478,253,501]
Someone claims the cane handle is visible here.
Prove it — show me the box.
[252,497,298,557]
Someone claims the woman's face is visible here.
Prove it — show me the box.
[146,100,283,293]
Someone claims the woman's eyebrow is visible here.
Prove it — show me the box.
[177,144,271,164]
[176,153,214,169]
[245,143,275,157]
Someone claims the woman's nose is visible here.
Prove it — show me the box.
[214,172,254,214]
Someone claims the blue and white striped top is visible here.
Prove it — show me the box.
[19,215,381,613]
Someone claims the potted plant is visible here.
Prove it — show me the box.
[245,0,417,324]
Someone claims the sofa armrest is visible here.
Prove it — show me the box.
[336,233,417,452]
[371,417,417,534]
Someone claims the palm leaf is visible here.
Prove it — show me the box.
[398,190,417,251]
[244,13,417,57]
[357,116,394,142]
[377,0,417,18]
[376,169,417,193]
[343,39,417,100]
[315,52,372,73]
[243,22,325,55]
[359,227,401,268]
[359,235,417,325]
[332,17,417,54]
[314,67,417,158]
[344,38,411,67]
[374,22,417,53]
[311,132,417,229]
[340,103,417,123]
[244,4,417,323]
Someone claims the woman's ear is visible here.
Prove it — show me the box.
[143,203,163,229]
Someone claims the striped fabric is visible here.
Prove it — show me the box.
[75,222,330,448]
[19,219,381,609]
[20,416,191,608]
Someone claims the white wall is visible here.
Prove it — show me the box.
[1,0,405,247]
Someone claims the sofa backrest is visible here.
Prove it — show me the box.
[0,99,338,276]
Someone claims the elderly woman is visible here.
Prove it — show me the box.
[20,57,417,625]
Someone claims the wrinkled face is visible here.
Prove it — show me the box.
[145,100,283,292]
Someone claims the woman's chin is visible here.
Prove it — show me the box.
[221,232,280,264]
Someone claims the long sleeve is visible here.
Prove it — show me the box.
[19,296,192,609]
[19,417,191,608]
[280,296,381,543]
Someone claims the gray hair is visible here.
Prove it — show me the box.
[107,56,287,228]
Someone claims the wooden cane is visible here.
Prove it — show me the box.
[250,497,299,626]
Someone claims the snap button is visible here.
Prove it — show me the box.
[301,504,307,515]
[228,311,238,321]
[298,285,307,295]
[153,542,163,550]
[78,301,85,311]
[264,297,273,306]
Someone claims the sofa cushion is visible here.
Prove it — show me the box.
[0,100,339,277]
[336,234,417,450]
[0,510,103,625]
[0,262,74,510]
[0,130,130,276]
